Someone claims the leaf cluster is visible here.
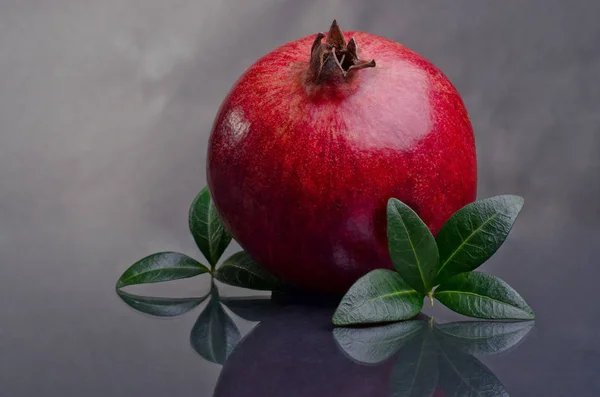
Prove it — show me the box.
[333,196,534,325]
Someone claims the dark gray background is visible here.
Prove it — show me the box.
[1,1,599,396]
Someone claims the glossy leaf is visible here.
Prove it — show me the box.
[435,195,524,283]
[116,289,208,317]
[189,187,232,268]
[190,288,241,364]
[333,320,425,364]
[221,297,279,322]
[214,251,284,291]
[116,252,209,289]
[387,198,439,294]
[434,320,535,356]
[434,272,535,320]
[437,343,509,397]
[333,269,424,326]
[389,331,439,397]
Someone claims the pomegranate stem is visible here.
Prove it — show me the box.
[307,20,376,85]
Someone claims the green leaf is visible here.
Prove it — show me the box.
[333,320,425,364]
[433,320,534,356]
[437,342,509,397]
[190,288,241,364]
[387,198,439,294]
[434,272,535,320]
[435,195,524,283]
[388,331,439,397]
[116,289,209,317]
[214,251,283,291]
[189,187,232,268]
[332,269,424,326]
[221,297,279,322]
[116,252,210,289]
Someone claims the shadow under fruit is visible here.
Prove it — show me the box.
[213,305,395,397]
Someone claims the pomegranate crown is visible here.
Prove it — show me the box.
[308,20,376,85]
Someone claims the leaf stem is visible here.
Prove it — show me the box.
[428,316,435,328]
[427,292,434,307]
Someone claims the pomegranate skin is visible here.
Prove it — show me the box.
[207,26,477,293]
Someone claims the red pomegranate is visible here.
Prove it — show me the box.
[207,21,477,293]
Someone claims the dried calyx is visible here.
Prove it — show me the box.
[307,20,376,85]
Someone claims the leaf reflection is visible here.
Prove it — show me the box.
[334,315,533,397]
[190,287,241,364]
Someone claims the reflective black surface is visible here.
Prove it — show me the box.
[188,286,535,397]
[1,1,599,396]
[110,282,559,396]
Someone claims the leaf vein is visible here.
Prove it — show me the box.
[437,212,501,275]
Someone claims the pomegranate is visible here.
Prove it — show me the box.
[207,20,477,293]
